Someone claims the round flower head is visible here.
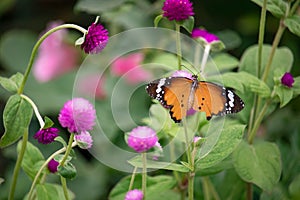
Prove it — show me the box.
[162,0,194,21]
[48,159,59,173]
[75,131,93,149]
[281,72,294,88]
[172,70,193,79]
[125,189,144,200]
[191,28,219,43]
[34,127,59,144]
[81,22,109,54]
[58,98,96,134]
[127,126,158,153]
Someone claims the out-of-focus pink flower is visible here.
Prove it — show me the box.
[77,74,106,100]
[111,53,152,84]
[33,21,79,82]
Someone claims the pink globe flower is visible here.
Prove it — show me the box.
[58,98,96,134]
[75,131,93,149]
[77,74,106,100]
[81,22,109,54]
[48,159,59,173]
[191,28,219,43]
[125,189,144,200]
[162,0,194,21]
[281,72,294,88]
[33,21,79,82]
[172,70,193,79]
[127,126,158,153]
[34,127,59,144]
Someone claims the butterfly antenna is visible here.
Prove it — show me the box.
[181,64,198,75]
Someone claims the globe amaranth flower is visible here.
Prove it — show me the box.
[75,131,93,149]
[281,72,294,88]
[191,28,219,43]
[34,127,59,144]
[81,22,109,54]
[127,126,158,153]
[58,98,96,134]
[125,189,144,200]
[48,159,59,173]
[172,70,193,79]
[111,53,152,85]
[162,0,194,21]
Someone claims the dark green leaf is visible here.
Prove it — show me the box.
[0,72,23,93]
[154,14,163,28]
[251,0,287,18]
[0,94,33,148]
[36,183,75,200]
[274,84,293,107]
[292,77,300,96]
[216,29,242,50]
[17,141,45,181]
[195,124,245,170]
[43,116,54,129]
[284,15,300,37]
[58,162,77,180]
[233,141,282,191]
[180,16,194,33]
[128,156,189,172]
[109,174,178,200]
[289,174,300,199]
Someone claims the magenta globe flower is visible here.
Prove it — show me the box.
[172,70,193,79]
[125,189,144,200]
[162,0,194,21]
[191,28,219,43]
[34,127,59,144]
[81,22,109,54]
[127,126,158,153]
[58,98,96,134]
[48,159,59,173]
[281,72,294,88]
[75,131,93,149]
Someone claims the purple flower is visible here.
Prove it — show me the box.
[58,98,96,134]
[162,0,194,21]
[191,28,219,43]
[34,127,59,144]
[281,72,294,88]
[75,131,93,149]
[127,126,158,153]
[81,22,109,54]
[48,159,59,173]
[125,189,144,200]
[172,70,193,79]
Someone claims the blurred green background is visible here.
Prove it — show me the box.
[1,0,300,199]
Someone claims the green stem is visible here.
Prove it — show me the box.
[60,133,75,167]
[175,23,182,70]
[257,0,267,78]
[61,176,70,200]
[200,45,211,74]
[202,177,210,200]
[128,166,138,191]
[20,94,44,128]
[28,142,77,200]
[8,131,28,200]
[142,152,147,199]
[17,24,87,95]
[290,0,300,16]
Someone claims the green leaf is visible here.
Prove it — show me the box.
[180,16,194,33]
[195,124,245,170]
[36,183,75,200]
[58,162,77,180]
[292,76,300,96]
[109,174,178,200]
[284,15,300,37]
[251,0,287,18]
[43,116,54,129]
[17,141,45,181]
[233,141,282,191]
[0,94,33,148]
[54,136,67,147]
[274,84,293,107]
[154,14,163,28]
[0,72,23,93]
[289,174,300,199]
[128,156,189,172]
[75,36,85,46]
[210,40,226,52]
[206,53,239,74]
[75,0,127,13]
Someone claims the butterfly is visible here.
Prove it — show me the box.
[146,75,244,123]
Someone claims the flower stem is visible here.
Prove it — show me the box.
[17,24,87,95]
[8,131,28,200]
[60,133,75,167]
[175,23,182,70]
[128,167,138,191]
[200,44,211,75]
[142,152,147,199]
[257,0,267,78]
[61,176,70,200]
[20,94,45,128]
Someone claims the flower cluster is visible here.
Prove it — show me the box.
[34,127,59,144]
[191,28,219,44]
[162,0,194,21]
[125,189,144,200]
[281,72,294,88]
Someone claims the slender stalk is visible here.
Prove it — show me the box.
[8,131,28,200]
[202,177,210,200]
[17,24,87,95]
[142,152,147,199]
[128,167,138,191]
[193,44,201,70]
[175,23,182,70]
[257,0,267,78]
[20,94,44,128]
[61,176,70,200]
[60,133,75,166]
[200,45,211,75]
[290,0,300,16]
[170,139,182,189]
[246,182,253,200]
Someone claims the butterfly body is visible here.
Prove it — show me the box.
[146,75,244,123]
